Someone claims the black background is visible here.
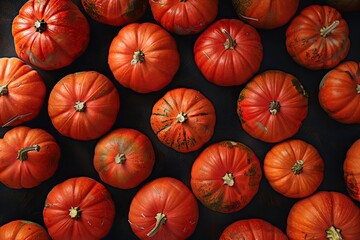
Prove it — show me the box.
[0,0,359,239]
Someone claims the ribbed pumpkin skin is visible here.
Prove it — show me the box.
[0,220,50,240]
[318,61,360,124]
[150,88,216,153]
[0,57,46,127]
[344,139,360,202]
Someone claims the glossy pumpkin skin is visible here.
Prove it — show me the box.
[149,0,218,35]
[287,191,360,239]
[318,61,360,124]
[48,71,120,141]
[108,22,180,93]
[264,139,324,198]
[194,18,263,86]
[0,219,50,240]
[344,139,360,201]
[237,70,308,143]
[232,0,299,29]
[220,218,288,240]
[150,88,216,153]
[190,141,262,213]
[94,128,156,189]
[43,177,115,240]
[0,57,46,127]
[128,177,199,240]
[0,126,60,189]
[12,0,90,70]
[286,5,350,70]
[325,0,360,12]
[81,0,146,26]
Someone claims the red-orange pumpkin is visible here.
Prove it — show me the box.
[264,139,324,198]
[12,0,90,70]
[150,88,216,153]
[0,57,46,127]
[190,141,262,213]
[318,61,360,124]
[0,220,50,240]
[48,71,120,140]
[286,5,350,70]
[0,126,60,189]
[237,70,308,143]
[344,138,360,202]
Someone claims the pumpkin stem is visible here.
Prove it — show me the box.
[69,206,81,220]
[238,13,259,22]
[326,225,344,240]
[320,20,340,38]
[0,84,8,96]
[356,84,360,94]
[147,212,167,237]
[35,19,47,33]
[222,173,235,186]
[176,112,188,123]
[74,101,86,112]
[131,50,145,65]
[269,100,281,115]
[17,145,40,161]
[291,160,304,175]
[115,153,126,164]
[221,29,236,50]
[1,113,33,127]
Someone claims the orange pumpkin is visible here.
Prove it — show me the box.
[344,138,360,202]
[0,220,50,240]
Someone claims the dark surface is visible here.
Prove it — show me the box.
[0,0,359,239]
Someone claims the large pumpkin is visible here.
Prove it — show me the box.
[108,22,180,93]
[93,128,155,189]
[149,0,218,35]
[344,139,360,202]
[286,5,350,70]
[264,139,324,198]
[287,191,360,239]
[150,88,216,153]
[48,71,120,141]
[128,177,199,239]
[193,18,263,86]
[0,219,50,240]
[318,61,360,124]
[43,177,115,240]
[190,141,262,213]
[237,70,308,143]
[0,126,60,189]
[0,57,46,127]
[12,0,90,70]
[232,0,299,29]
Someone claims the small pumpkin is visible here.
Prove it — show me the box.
[318,61,360,124]
[150,88,216,153]
[43,177,115,240]
[190,141,262,213]
[286,5,350,70]
[344,138,360,202]
[0,126,60,189]
[128,177,199,239]
[264,139,324,198]
[0,57,46,127]
[0,219,50,240]
[48,71,120,141]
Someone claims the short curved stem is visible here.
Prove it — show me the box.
[115,153,126,164]
[176,112,187,123]
[222,173,235,186]
[326,225,343,240]
[269,100,281,115]
[0,85,8,96]
[69,206,81,220]
[17,145,40,161]
[74,101,86,112]
[291,160,304,175]
[147,212,167,237]
[221,29,236,50]
[320,20,340,38]
[35,19,47,33]
[131,50,145,65]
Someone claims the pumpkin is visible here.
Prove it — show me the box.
[220,218,288,240]
[43,177,115,240]
[325,0,360,12]
[237,70,308,143]
[344,138,360,202]
[149,0,218,35]
[193,18,263,86]
[190,141,262,213]
[0,57,46,127]
[81,0,146,26]
[108,22,180,93]
[0,126,60,189]
[264,139,324,198]
[93,128,156,189]
[128,177,199,239]
[150,88,216,153]
[232,0,299,29]
[286,191,360,239]
[12,0,90,70]
[318,61,360,124]
[286,5,350,70]
[48,71,120,141]
[0,219,50,240]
